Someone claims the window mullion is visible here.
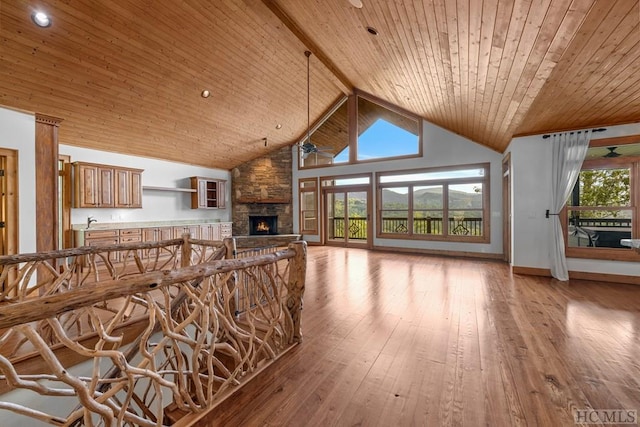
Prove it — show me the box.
[443,183,449,236]
[408,185,414,235]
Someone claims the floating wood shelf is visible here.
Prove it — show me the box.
[236,197,291,204]
[142,186,196,193]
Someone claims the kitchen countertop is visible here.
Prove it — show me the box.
[73,219,231,231]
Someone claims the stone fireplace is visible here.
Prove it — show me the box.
[231,146,293,236]
[249,215,278,235]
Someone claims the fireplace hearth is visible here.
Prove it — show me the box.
[249,215,278,235]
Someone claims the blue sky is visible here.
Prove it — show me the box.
[333,118,418,163]
[357,119,419,160]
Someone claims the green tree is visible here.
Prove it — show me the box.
[577,168,630,217]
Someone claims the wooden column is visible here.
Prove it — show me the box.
[286,240,307,343]
[35,114,62,253]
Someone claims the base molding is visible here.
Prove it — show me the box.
[373,245,504,261]
[511,266,550,277]
[512,266,640,285]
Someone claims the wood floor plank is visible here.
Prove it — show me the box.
[194,247,640,426]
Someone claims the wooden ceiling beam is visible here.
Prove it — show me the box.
[261,0,353,96]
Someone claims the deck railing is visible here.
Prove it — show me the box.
[0,236,306,426]
[329,217,483,239]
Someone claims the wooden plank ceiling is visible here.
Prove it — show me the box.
[1,0,639,169]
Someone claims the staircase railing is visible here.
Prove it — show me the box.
[0,236,307,426]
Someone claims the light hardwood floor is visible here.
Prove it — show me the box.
[197,246,640,426]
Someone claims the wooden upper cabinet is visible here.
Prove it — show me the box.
[115,168,143,208]
[190,177,226,209]
[73,162,143,208]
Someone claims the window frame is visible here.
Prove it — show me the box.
[562,136,640,261]
[376,163,490,243]
[298,178,319,236]
[297,90,423,170]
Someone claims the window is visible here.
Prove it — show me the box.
[564,138,640,260]
[357,96,420,161]
[298,92,422,169]
[299,178,318,235]
[377,164,489,242]
[299,99,349,168]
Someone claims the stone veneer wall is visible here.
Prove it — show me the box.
[231,146,293,236]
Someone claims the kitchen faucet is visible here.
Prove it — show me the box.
[87,216,97,228]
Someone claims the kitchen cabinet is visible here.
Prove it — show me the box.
[142,227,173,242]
[83,229,119,263]
[220,222,232,238]
[73,162,143,208]
[115,168,143,208]
[199,222,232,241]
[75,222,231,265]
[200,224,221,241]
[119,228,142,243]
[73,163,114,208]
[119,228,142,262]
[190,177,226,209]
[173,225,200,239]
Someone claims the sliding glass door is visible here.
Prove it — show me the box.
[322,176,371,248]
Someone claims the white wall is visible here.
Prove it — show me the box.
[61,145,231,226]
[0,107,36,253]
[507,122,640,276]
[293,120,504,255]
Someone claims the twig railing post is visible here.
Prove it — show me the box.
[181,233,192,267]
[286,240,307,343]
[223,237,236,260]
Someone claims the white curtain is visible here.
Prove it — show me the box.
[549,130,591,280]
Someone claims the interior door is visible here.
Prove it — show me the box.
[324,186,371,248]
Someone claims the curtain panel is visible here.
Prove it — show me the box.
[549,130,591,280]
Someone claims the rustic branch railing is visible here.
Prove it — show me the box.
[0,236,307,426]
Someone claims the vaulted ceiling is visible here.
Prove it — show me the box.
[1,0,639,169]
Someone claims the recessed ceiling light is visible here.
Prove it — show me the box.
[31,11,52,28]
[348,0,363,8]
[201,89,211,98]
[366,26,378,36]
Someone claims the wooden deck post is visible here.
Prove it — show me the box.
[286,240,307,343]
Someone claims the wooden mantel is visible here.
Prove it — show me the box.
[236,197,291,204]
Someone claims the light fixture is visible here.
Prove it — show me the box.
[201,89,211,98]
[366,26,378,36]
[275,124,282,130]
[348,0,363,8]
[305,51,312,149]
[31,11,51,28]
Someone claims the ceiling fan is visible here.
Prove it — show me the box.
[604,146,621,158]
[299,141,333,158]
[298,51,333,160]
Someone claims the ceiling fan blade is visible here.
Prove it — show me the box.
[604,146,620,158]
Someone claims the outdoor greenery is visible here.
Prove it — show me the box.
[577,168,630,207]
[573,168,631,218]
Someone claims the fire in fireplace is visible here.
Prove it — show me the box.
[249,215,278,235]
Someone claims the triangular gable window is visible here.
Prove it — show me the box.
[298,93,421,169]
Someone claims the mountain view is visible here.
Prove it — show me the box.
[381,187,483,210]
[331,187,482,218]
